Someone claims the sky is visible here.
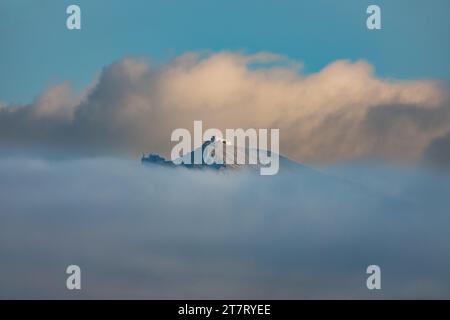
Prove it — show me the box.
[1,0,450,104]
[1,1,450,166]
[1,1,450,299]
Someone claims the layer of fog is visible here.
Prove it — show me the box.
[0,156,449,299]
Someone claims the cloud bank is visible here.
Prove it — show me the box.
[1,157,449,299]
[1,52,450,165]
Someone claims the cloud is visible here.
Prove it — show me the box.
[423,132,450,168]
[1,52,449,164]
[1,157,450,298]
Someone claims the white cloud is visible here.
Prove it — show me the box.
[1,52,449,164]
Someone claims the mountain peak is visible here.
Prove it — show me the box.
[142,136,294,174]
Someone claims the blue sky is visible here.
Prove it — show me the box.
[1,0,449,104]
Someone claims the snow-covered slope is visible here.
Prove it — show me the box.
[142,136,302,173]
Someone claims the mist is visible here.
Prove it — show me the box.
[0,156,449,299]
